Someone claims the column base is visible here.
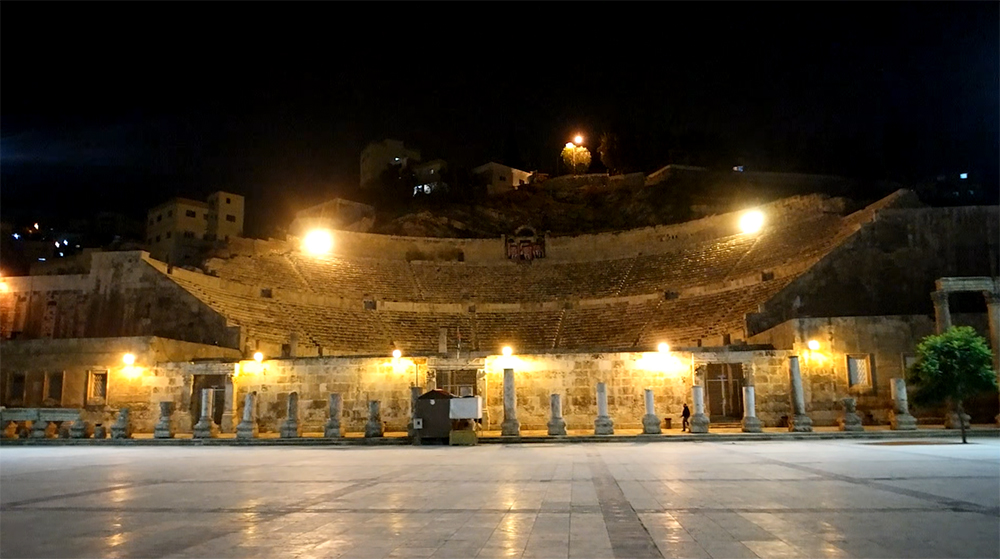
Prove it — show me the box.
[192,420,219,439]
[944,412,971,430]
[236,421,258,439]
[280,421,301,438]
[69,419,93,439]
[110,424,132,440]
[788,414,813,432]
[690,413,710,434]
[594,416,615,436]
[547,418,567,436]
[364,420,384,438]
[93,425,109,439]
[153,420,174,439]
[889,412,917,431]
[220,412,235,434]
[839,413,865,432]
[642,414,662,435]
[30,421,53,439]
[501,419,520,437]
[324,420,342,438]
[741,416,762,433]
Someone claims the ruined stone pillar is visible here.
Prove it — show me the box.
[932,290,952,334]
[221,375,236,434]
[69,412,92,439]
[741,386,762,433]
[237,392,258,439]
[365,400,383,438]
[787,356,813,432]
[838,397,864,432]
[641,389,661,434]
[193,389,219,438]
[547,393,567,436]
[30,417,52,439]
[408,386,421,438]
[594,382,614,435]
[690,385,710,433]
[280,392,301,438]
[325,393,343,438]
[110,408,131,439]
[177,375,194,433]
[985,291,1000,426]
[501,368,520,436]
[890,378,917,430]
[154,401,174,439]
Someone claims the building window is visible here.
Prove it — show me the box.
[8,372,26,405]
[155,235,161,242]
[183,231,195,239]
[185,210,196,218]
[226,197,231,204]
[499,175,507,181]
[46,371,63,403]
[226,214,236,222]
[847,355,873,388]
[902,354,918,374]
[87,370,108,404]
[165,231,172,239]
[167,210,173,217]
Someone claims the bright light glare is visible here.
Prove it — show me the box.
[122,353,135,366]
[392,349,402,359]
[254,352,264,363]
[573,135,583,144]
[502,346,513,357]
[565,142,575,148]
[739,210,764,234]
[807,340,820,350]
[33,223,39,230]
[960,173,968,180]
[658,342,670,353]
[0,282,8,293]
[303,229,334,255]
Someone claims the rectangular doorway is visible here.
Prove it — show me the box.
[436,370,478,397]
[191,375,226,425]
[705,364,745,421]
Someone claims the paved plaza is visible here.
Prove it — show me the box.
[1,440,998,559]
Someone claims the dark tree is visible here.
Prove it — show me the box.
[598,132,623,175]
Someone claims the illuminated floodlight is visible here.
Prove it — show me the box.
[739,210,764,234]
[573,135,584,145]
[254,352,264,363]
[807,340,820,351]
[392,349,402,359]
[502,346,513,357]
[658,342,670,353]
[123,353,136,366]
[303,229,334,255]
[0,282,8,293]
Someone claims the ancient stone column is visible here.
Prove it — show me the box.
[221,376,236,434]
[932,290,952,334]
[177,375,194,433]
[193,389,219,438]
[501,368,520,436]
[154,401,174,439]
[547,393,567,436]
[985,291,1000,426]
[325,393,343,438]
[69,412,92,439]
[641,389,661,434]
[838,397,864,432]
[594,382,614,435]
[741,386,762,433]
[110,408,132,439]
[787,356,813,432]
[280,392,301,438]
[889,378,917,430]
[365,400,384,438]
[236,392,259,439]
[690,385,710,433]
[408,386,421,438]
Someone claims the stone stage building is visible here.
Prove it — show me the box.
[1,190,998,434]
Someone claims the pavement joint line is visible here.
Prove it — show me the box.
[589,451,663,559]
[720,444,1000,517]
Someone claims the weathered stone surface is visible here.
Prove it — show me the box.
[69,417,93,439]
[690,386,710,434]
[787,356,813,432]
[547,394,567,436]
[890,378,917,431]
[30,420,52,439]
[193,389,219,439]
[838,398,864,432]
[741,386,762,433]
[641,389,661,434]
[236,392,259,439]
[154,401,174,439]
[594,382,614,435]
[325,393,343,438]
[280,392,301,438]
[110,408,132,439]
[944,412,971,430]
[501,368,520,437]
[364,400,384,438]
[93,424,109,439]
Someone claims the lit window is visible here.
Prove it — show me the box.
[88,370,108,403]
[847,355,872,388]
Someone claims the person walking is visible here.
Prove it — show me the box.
[681,403,691,432]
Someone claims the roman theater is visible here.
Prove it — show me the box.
[1,189,998,437]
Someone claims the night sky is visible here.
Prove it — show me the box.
[2,3,997,238]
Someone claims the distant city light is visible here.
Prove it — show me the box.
[38,258,46,262]
[739,210,765,234]
[59,252,64,257]
[55,241,60,247]
[11,234,19,240]
[33,223,39,230]
[302,229,334,255]
[807,340,820,350]
[960,173,968,180]
[733,166,745,172]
